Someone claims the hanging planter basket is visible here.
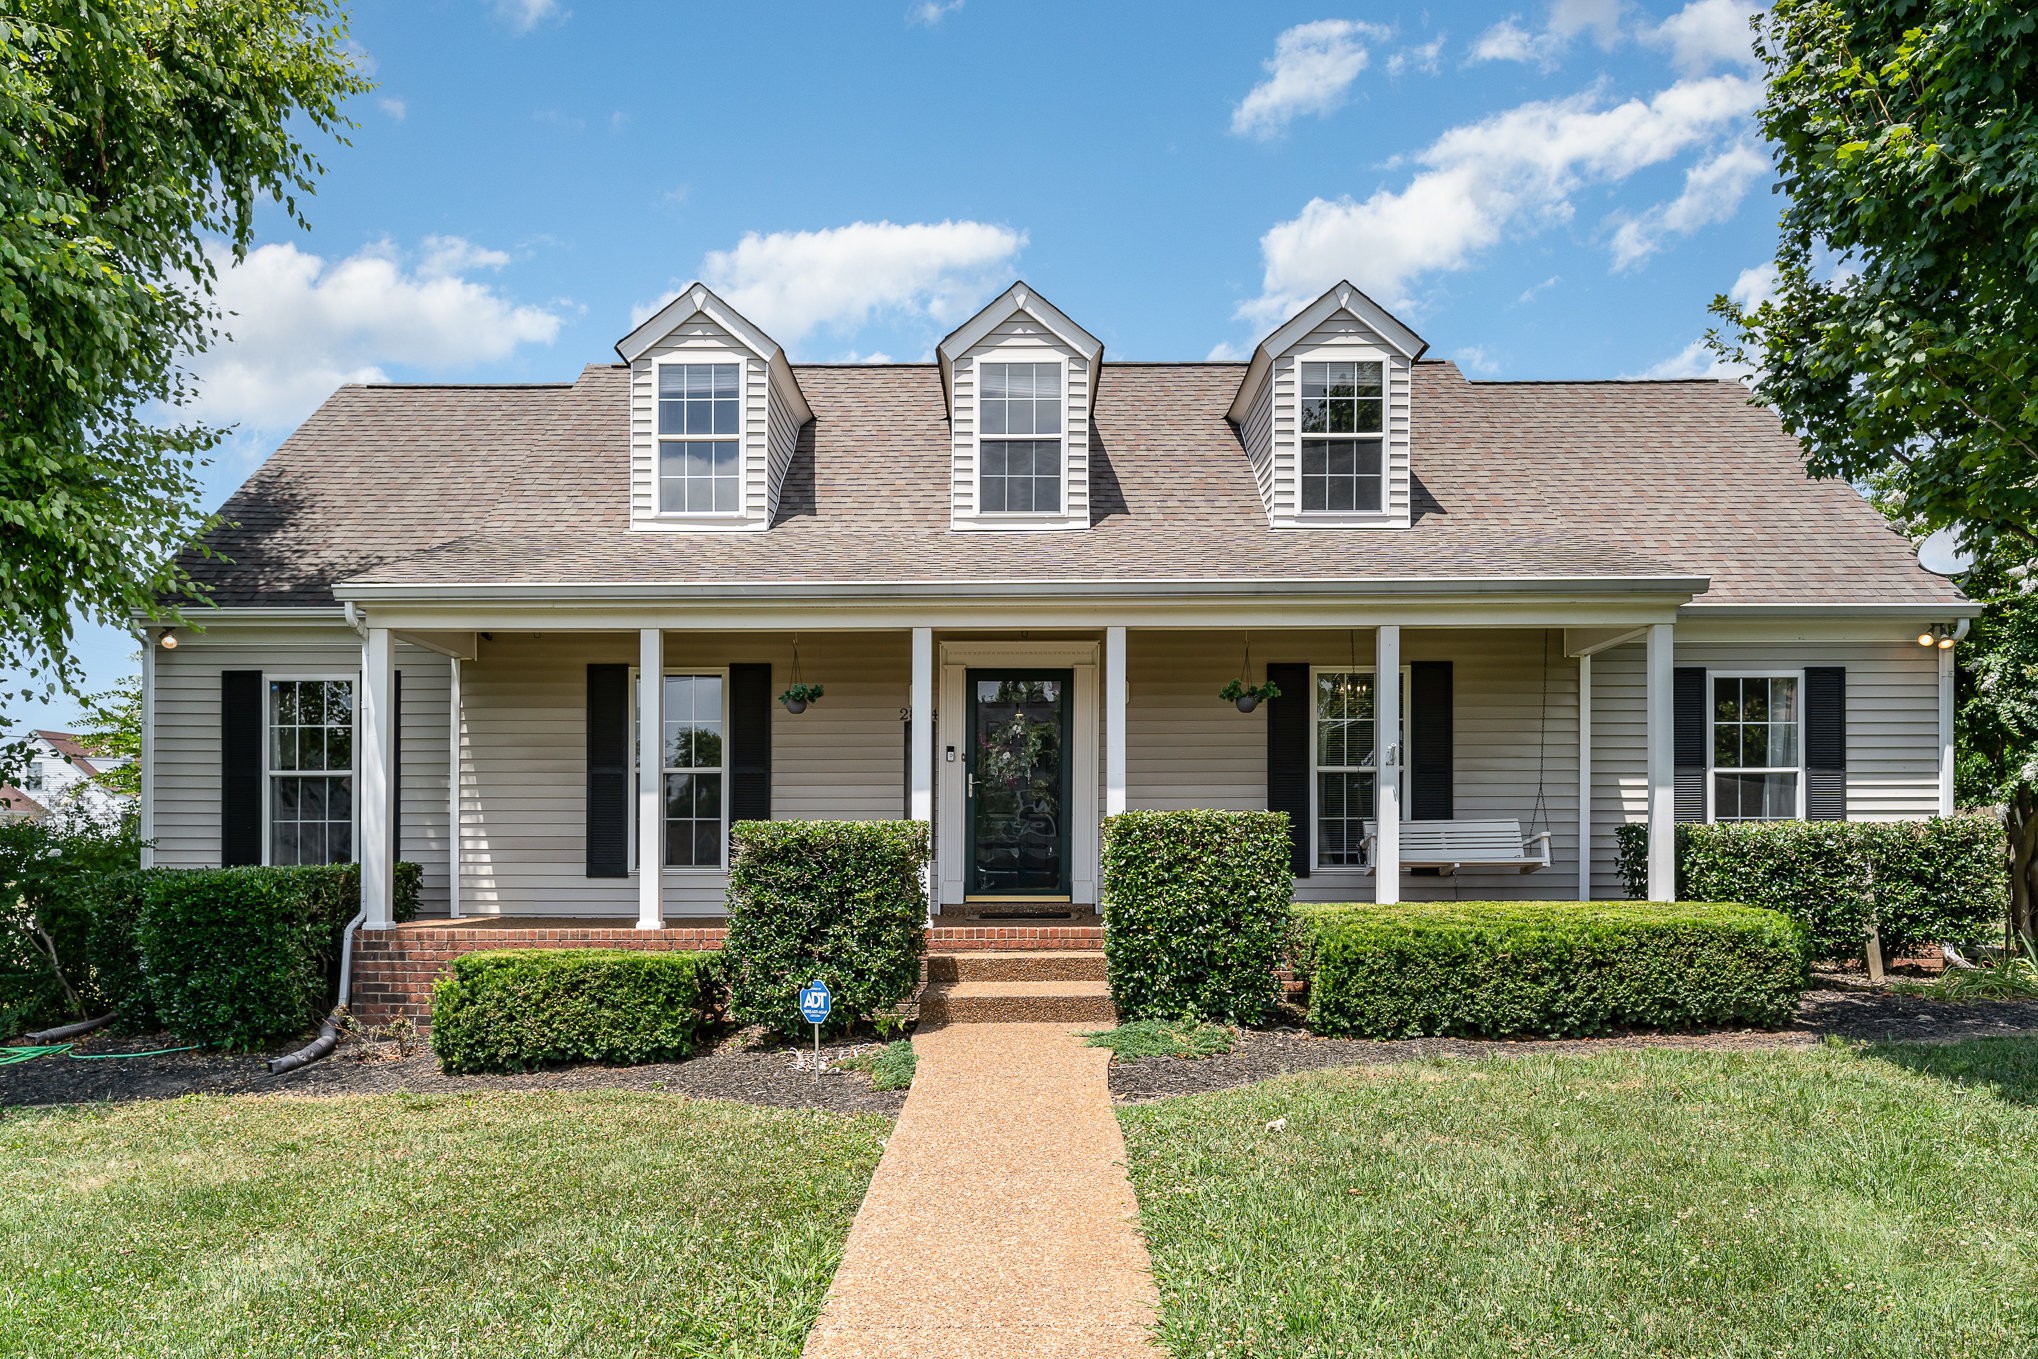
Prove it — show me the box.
[779,682,824,715]
[1218,678,1281,713]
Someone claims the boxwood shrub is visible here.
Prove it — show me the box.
[129,861,424,1047]
[1614,818,2006,961]
[721,820,930,1038]
[430,948,721,1073]
[1296,900,1811,1039]
[1101,809,1293,1024]
[86,871,155,1031]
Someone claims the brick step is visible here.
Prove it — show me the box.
[926,950,1108,984]
[917,979,1117,1025]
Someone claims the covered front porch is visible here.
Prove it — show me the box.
[339,579,1698,932]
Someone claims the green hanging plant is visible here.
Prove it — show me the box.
[779,682,825,714]
[1218,677,1281,714]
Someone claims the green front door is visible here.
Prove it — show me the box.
[965,670,1073,897]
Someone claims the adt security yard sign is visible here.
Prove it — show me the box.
[799,980,832,1079]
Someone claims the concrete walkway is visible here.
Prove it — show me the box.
[801,1023,1166,1358]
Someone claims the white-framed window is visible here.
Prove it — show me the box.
[1299,359,1385,514]
[632,670,728,869]
[21,760,42,792]
[1308,666,1409,869]
[656,361,742,515]
[267,677,355,866]
[979,360,1063,513]
[1709,671,1804,822]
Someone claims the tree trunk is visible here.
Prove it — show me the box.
[2010,789,2038,952]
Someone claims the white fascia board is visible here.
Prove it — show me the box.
[937,280,1103,405]
[1227,280,1429,423]
[1679,601,1983,619]
[613,282,812,423]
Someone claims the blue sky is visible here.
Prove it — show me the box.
[25,0,1776,731]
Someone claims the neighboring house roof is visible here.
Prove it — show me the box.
[179,360,1966,611]
[34,730,106,775]
[0,784,47,821]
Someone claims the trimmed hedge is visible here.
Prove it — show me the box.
[1296,901,1811,1039]
[721,820,930,1038]
[127,861,424,1048]
[1101,809,1293,1024]
[430,949,721,1073]
[86,871,155,1031]
[1615,818,2006,961]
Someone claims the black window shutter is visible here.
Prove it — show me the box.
[1674,666,1707,824]
[1805,667,1847,821]
[1265,662,1311,878]
[1408,661,1453,822]
[221,670,264,866]
[585,664,630,877]
[729,663,772,826]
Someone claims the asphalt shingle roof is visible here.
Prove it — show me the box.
[181,361,1964,609]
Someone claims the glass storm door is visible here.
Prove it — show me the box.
[966,670,1072,896]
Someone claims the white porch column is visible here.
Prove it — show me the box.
[1645,622,1676,901]
[910,628,934,822]
[448,656,462,919]
[359,626,396,929]
[637,628,664,930]
[1374,625,1402,903]
[1105,626,1128,817]
[1938,644,1956,816]
[1577,652,1593,901]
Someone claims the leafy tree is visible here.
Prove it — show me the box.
[1712,0,2038,566]
[1953,563,2038,944]
[0,0,369,757]
[1718,0,2038,940]
[71,658,141,799]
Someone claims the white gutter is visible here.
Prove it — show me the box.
[341,601,369,638]
[1684,601,1983,619]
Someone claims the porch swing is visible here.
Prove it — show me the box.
[1359,630,1555,876]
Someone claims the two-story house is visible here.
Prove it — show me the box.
[139,280,1974,942]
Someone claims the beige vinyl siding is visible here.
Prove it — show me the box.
[627,315,772,530]
[149,623,452,913]
[951,312,1090,529]
[456,631,911,917]
[1587,633,1945,894]
[1126,628,1581,902]
[1269,312,1414,528]
[766,373,803,522]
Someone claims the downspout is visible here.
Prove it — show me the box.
[272,600,372,1075]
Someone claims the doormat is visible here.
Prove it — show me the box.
[974,910,1076,921]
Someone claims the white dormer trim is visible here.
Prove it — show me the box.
[615,283,810,534]
[938,282,1103,533]
[1228,281,1428,531]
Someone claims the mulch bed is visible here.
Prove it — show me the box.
[1106,987,2038,1103]
[0,1026,907,1117]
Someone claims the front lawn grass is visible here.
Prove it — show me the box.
[1121,1039,2038,1358]
[1085,1019,1235,1060]
[0,1091,887,1358]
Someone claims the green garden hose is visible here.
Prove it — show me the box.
[0,1042,203,1065]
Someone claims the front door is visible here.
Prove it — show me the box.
[965,670,1073,897]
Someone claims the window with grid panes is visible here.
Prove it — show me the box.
[1712,675,1801,821]
[268,679,354,865]
[657,362,741,514]
[979,361,1063,512]
[1299,360,1384,513]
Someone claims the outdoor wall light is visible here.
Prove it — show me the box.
[158,629,178,650]
[1916,624,1957,650]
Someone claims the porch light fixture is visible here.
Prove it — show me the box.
[158,628,178,650]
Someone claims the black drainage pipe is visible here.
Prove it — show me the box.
[267,1011,342,1076]
[25,1013,117,1043]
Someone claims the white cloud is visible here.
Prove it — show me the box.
[377,97,406,121]
[1472,0,1627,68]
[1232,20,1388,139]
[1517,273,1562,303]
[1206,340,1249,361]
[184,237,563,429]
[1385,36,1446,77]
[673,220,1026,349]
[1609,139,1768,268]
[1635,262,1776,377]
[907,0,963,25]
[1455,344,1502,375]
[1243,73,1762,321]
[1645,0,1763,74]
[493,0,562,34]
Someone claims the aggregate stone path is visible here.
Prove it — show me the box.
[800,1022,1165,1359]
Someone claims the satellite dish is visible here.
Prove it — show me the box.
[1917,525,1976,577]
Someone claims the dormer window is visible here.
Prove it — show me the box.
[657,362,742,515]
[1300,360,1384,514]
[980,361,1064,513]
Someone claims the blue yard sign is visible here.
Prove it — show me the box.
[799,979,832,1081]
[799,980,833,1024]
